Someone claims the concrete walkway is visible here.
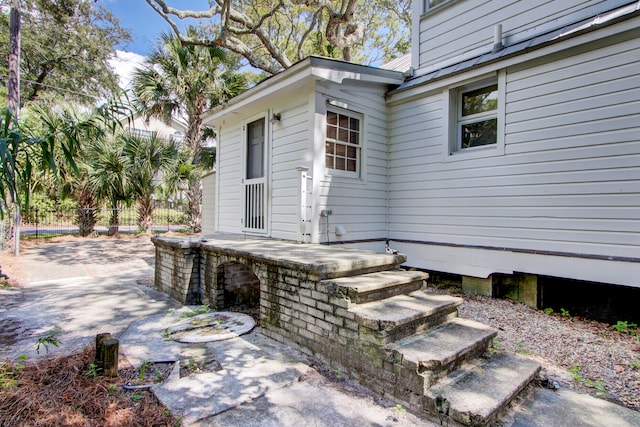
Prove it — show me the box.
[1,236,639,426]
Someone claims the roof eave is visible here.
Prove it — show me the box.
[204,56,405,124]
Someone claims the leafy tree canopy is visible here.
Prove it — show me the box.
[0,0,131,107]
[144,0,411,75]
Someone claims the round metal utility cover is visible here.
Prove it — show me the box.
[166,311,256,343]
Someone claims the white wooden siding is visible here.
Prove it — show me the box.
[315,83,390,243]
[416,0,630,72]
[271,100,313,240]
[388,36,640,267]
[201,172,216,235]
[216,125,243,233]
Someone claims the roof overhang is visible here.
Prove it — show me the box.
[204,56,405,125]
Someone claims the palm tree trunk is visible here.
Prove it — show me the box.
[137,196,154,234]
[108,200,119,236]
[76,186,97,237]
[186,176,202,233]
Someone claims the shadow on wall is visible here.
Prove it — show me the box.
[220,262,260,309]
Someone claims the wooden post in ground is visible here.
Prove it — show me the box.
[94,333,112,373]
[102,338,119,377]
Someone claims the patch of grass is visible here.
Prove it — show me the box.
[612,320,638,335]
[516,343,533,355]
[179,304,211,319]
[35,327,62,355]
[138,361,151,382]
[544,307,554,315]
[0,355,26,390]
[83,363,101,377]
[568,364,582,382]
[568,363,607,397]
[560,308,570,317]
[584,378,607,397]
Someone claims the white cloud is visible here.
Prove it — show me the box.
[109,50,147,90]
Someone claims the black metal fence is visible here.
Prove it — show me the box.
[15,205,189,239]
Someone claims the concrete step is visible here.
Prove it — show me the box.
[349,291,462,344]
[425,352,541,426]
[388,318,497,389]
[321,270,429,304]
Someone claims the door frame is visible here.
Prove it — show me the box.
[242,113,270,235]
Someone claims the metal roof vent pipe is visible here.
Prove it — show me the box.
[492,24,504,53]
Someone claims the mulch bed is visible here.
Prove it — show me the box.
[0,347,178,427]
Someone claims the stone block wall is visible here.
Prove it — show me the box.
[152,237,422,412]
[153,237,201,304]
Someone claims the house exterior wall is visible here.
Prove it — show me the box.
[312,81,391,244]
[387,16,640,287]
[271,99,315,241]
[413,0,632,73]
[216,124,244,233]
[211,74,396,244]
[214,85,316,238]
[201,171,216,235]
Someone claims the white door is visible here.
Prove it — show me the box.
[243,117,267,232]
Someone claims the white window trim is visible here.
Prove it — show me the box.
[422,0,457,16]
[324,107,363,179]
[443,70,506,161]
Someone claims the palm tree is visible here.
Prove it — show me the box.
[121,131,176,234]
[86,137,131,235]
[131,29,247,233]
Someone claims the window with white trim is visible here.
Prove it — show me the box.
[448,75,504,156]
[424,0,451,11]
[325,109,361,176]
[457,83,498,149]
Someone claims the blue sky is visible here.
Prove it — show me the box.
[103,0,211,88]
[103,0,211,56]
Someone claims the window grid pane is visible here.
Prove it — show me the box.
[326,110,360,174]
[454,80,499,151]
[462,84,498,117]
[461,118,497,149]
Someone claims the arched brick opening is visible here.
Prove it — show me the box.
[217,261,260,320]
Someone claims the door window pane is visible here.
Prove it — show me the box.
[247,118,265,179]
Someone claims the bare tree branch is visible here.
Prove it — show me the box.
[298,9,322,60]
[144,0,409,74]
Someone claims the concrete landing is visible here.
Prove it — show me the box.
[162,235,407,279]
[152,333,308,425]
[510,387,640,427]
[193,376,432,427]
